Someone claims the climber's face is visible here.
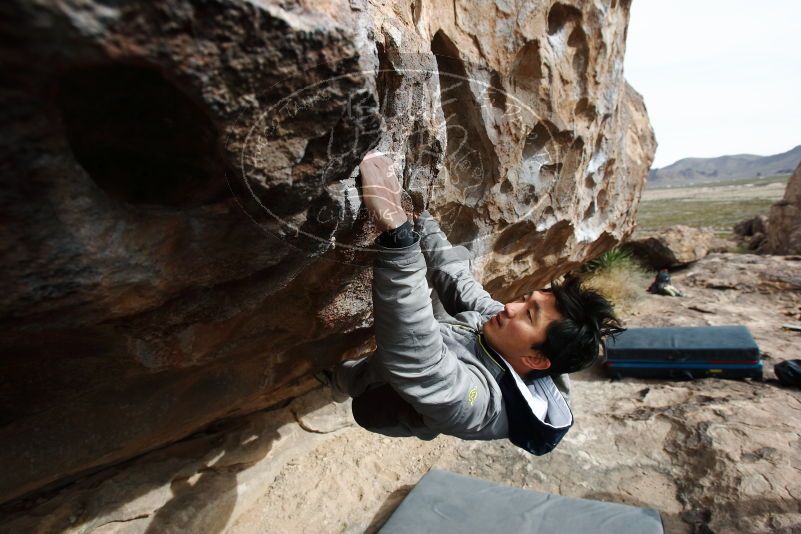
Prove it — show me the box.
[481,290,561,374]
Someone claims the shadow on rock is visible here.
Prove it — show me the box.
[142,432,270,534]
[0,400,295,534]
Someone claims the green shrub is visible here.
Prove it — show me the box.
[581,248,635,274]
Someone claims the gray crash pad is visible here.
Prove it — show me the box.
[380,469,663,534]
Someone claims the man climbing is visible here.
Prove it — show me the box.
[321,150,624,455]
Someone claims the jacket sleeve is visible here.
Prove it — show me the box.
[371,230,501,435]
[414,210,504,320]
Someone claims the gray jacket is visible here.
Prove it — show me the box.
[365,210,573,451]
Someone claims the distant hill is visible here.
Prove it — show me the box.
[647,145,801,188]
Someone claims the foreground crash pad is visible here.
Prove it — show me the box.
[380,469,663,533]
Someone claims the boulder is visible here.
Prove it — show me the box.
[734,214,769,238]
[748,232,767,251]
[765,161,801,254]
[733,218,752,237]
[0,0,655,504]
[624,226,718,269]
[732,214,770,251]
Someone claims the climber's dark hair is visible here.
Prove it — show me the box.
[529,274,625,377]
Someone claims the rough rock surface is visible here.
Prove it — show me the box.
[1,253,799,533]
[0,0,654,504]
[766,161,801,255]
[624,225,723,269]
[734,214,769,238]
[734,214,770,252]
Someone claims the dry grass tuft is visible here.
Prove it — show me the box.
[580,252,654,314]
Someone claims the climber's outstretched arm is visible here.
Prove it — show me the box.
[414,210,504,320]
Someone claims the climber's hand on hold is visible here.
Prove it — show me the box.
[359,150,408,232]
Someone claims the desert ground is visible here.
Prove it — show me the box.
[636,176,788,237]
[2,251,800,534]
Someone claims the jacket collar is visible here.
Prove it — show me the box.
[476,333,507,381]
[477,333,571,428]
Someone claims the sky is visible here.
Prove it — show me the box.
[623,0,801,168]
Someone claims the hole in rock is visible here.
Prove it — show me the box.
[523,122,553,158]
[411,0,423,25]
[376,41,403,116]
[493,221,535,254]
[574,98,596,122]
[562,136,585,180]
[597,188,608,211]
[568,27,589,85]
[547,3,582,35]
[488,70,507,110]
[55,64,229,208]
[436,202,480,249]
[583,201,596,220]
[431,30,499,203]
[511,40,543,91]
